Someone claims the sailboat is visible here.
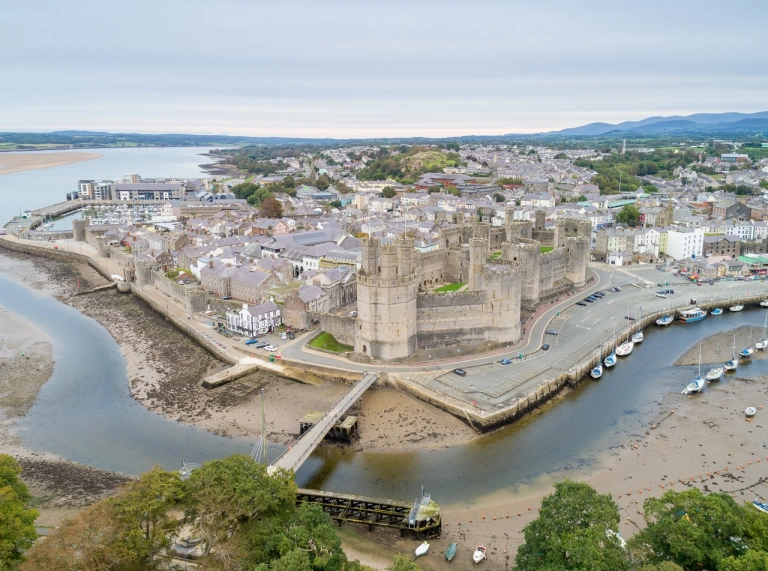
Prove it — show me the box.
[760,300,768,308]
[632,309,644,343]
[591,348,603,379]
[682,342,705,394]
[656,312,674,326]
[740,327,754,359]
[616,335,634,356]
[756,315,768,350]
[730,304,744,312]
[705,340,723,381]
[711,308,723,316]
[604,330,617,368]
[725,334,738,372]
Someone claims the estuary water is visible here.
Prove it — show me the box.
[2,147,768,506]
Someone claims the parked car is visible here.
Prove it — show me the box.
[452,368,467,377]
[245,338,260,345]
[656,293,667,298]
[254,342,269,349]
[281,332,288,340]
[659,288,674,294]
[500,358,513,365]
[264,345,277,352]
[609,286,622,292]
[625,315,636,321]
[593,291,605,298]
[541,344,550,351]
[576,301,587,306]
[587,295,598,301]
[546,329,559,335]
[583,298,594,303]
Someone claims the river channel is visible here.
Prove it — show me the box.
[4,266,768,507]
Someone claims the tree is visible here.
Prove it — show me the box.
[617,205,641,227]
[282,176,295,188]
[387,555,422,570]
[183,455,296,566]
[316,174,330,190]
[381,186,397,198]
[554,152,569,159]
[630,488,768,570]
[718,550,768,571]
[636,563,685,571]
[259,197,283,219]
[232,182,261,200]
[274,504,346,571]
[577,194,588,202]
[494,192,505,203]
[515,480,628,571]
[112,466,184,570]
[0,455,37,569]
[246,187,275,207]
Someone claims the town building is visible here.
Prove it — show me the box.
[226,302,281,337]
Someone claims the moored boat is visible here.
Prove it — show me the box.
[741,346,754,359]
[656,315,674,326]
[725,334,738,371]
[415,541,429,558]
[706,367,723,381]
[683,342,705,395]
[761,300,768,308]
[616,340,634,356]
[679,308,707,323]
[711,308,723,316]
[745,406,757,417]
[604,351,617,368]
[473,545,487,564]
[632,331,644,343]
[730,304,744,312]
[752,500,768,514]
[591,362,603,379]
[446,542,457,562]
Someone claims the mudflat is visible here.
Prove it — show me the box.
[0,150,102,176]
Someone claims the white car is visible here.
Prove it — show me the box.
[656,293,667,298]
[264,345,277,352]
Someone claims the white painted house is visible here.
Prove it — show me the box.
[226,301,281,337]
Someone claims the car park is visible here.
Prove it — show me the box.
[576,301,587,306]
[452,368,467,377]
[546,329,559,335]
[541,344,550,351]
[500,358,512,365]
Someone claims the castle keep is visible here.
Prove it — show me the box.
[348,210,590,362]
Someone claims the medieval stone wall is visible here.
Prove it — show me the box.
[318,314,356,346]
[416,291,489,350]
[417,250,449,288]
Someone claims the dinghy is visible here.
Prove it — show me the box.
[473,545,487,564]
[415,541,429,558]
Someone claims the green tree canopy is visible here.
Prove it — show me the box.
[233,182,261,200]
[718,549,768,571]
[0,455,38,569]
[494,192,505,203]
[381,186,397,198]
[246,187,276,207]
[387,555,422,570]
[577,194,588,202]
[630,489,768,570]
[515,480,628,571]
[617,204,641,227]
[259,197,283,219]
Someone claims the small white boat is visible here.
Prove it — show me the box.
[730,305,744,312]
[753,500,768,514]
[604,351,616,368]
[760,300,768,308]
[591,362,603,380]
[415,541,430,558]
[740,347,754,359]
[632,331,644,343]
[711,308,723,316]
[683,343,705,395]
[656,315,674,326]
[616,340,634,356]
[757,339,767,350]
[473,545,487,564]
[745,407,757,417]
[725,359,738,372]
[706,367,723,381]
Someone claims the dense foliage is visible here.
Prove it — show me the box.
[0,455,38,569]
[617,204,641,227]
[357,146,463,184]
[21,455,374,571]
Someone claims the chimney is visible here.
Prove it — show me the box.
[209,260,213,269]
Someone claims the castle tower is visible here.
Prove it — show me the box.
[565,236,589,287]
[72,219,90,242]
[469,238,488,291]
[503,241,541,306]
[134,259,153,289]
[482,263,522,344]
[534,210,546,232]
[554,218,592,249]
[355,236,418,361]
[505,218,533,242]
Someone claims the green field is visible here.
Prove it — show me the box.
[540,246,554,253]
[308,332,353,353]
[434,282,466,293]
[490,251,502,260]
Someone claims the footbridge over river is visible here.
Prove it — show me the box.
[268,372,378,474]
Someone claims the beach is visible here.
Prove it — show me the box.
[0,151,103,176]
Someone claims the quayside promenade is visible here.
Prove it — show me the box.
[2,231,767,433]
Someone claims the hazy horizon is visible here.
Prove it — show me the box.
[2,0,765,138]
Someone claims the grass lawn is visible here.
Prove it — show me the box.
[540,246,554,253]
[308,332,353,353]
[434,282,466,293]
[490,250,502,260]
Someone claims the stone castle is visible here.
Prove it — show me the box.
[346,210,591,361]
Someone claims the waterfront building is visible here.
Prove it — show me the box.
[226,301,281,337]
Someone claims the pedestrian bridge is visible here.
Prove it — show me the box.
[268,372,378,474]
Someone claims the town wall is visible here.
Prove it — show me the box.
[108,246,133,268]
[318,314,356,347]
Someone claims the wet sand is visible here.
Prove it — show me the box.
[0,151,102,176]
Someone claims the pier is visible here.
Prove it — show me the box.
[296,488,441,538]
[268,372,378,474]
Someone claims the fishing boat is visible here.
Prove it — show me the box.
[682,343,704,395]
[725,334,738,372]
[745,407,757,418]
[616,339,634,357]
[656,314,674,326]
[752,500,768,514]
[711,308,723,316]
[761,300,768,308]
[415,541,430,558]
[473,545,487,564]
[730,304,744,312]
[679,308,707,323]
[446,542,457,562]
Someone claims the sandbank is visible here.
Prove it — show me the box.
[0,151,102,176]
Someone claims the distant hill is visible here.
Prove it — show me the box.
[543,111,768,137]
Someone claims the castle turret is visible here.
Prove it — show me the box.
[361,237,378,275]
[534,210,546,232]
[502,241,540,306]
[72,219,90,242]
[482,263,522,344]
[469,238,488,291]
[565,236,589,286]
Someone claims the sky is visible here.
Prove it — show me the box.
[1,0,766,138]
